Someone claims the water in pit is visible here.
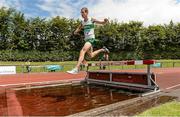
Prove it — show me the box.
[0,84,138,116]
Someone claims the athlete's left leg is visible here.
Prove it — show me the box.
[87,46,109,60]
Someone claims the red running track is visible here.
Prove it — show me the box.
[0,68,180,90]
[0,72,86,88]
[0,68,179,116]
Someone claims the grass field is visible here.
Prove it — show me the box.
[0,60,180,73]
[139,101,180,116]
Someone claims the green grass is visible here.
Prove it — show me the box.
[139,101,180,116]
[157,60,180,67]
[0,60,180,73]
[0,61,77,73]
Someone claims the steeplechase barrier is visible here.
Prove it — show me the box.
[85,60,160,96]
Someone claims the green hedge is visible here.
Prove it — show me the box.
[0,50,79,61]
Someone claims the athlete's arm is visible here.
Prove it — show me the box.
[74,24,83,35]
[92,18,109,25]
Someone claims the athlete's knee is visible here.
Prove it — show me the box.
[80,48,87,54]
[82,47,89,52]
[89,53,94,58]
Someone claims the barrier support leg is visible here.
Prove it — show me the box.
[147,65,159,90]
[147,65,152,86]
[142,65,160,96]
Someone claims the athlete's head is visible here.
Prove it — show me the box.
[81,7,88,19]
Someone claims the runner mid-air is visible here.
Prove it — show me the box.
[67,7,109,74]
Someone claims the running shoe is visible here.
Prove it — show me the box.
[103,46,110,54]
[67,68,79,74]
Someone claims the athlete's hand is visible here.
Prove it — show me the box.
[74,31,79,35]
[104,18,109,24]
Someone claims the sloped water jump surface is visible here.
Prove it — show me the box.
[1,83,138,116]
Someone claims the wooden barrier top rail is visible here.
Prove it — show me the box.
[85,60,156,67]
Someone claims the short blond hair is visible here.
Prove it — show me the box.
[81,7,88,13]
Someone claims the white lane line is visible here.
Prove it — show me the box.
[0,79,83,87]
[166,84,180,90]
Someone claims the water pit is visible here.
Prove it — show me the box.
[0,82,177,116]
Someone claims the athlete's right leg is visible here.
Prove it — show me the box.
[75,42,92,69]
[67,42,92,74]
